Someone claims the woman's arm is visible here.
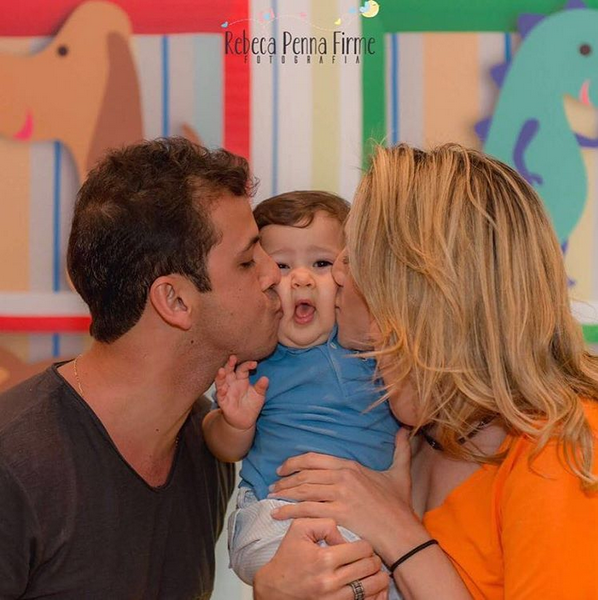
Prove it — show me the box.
[253,518,389,600]
[269,430,471,600]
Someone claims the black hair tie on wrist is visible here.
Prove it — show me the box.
[388,539,440,574]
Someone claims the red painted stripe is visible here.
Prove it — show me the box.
[0,316,91,333]
[0,0,237,36]
[224,0,251,160]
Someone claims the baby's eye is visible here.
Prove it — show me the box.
[277,263,290,270]
[314,260,333,268]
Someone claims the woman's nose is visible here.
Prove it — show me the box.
[332,251,347,286]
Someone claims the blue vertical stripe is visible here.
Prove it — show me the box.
[391,34,399,145]
[52,334,60,357]
[162,36,170,136]
[52,141,62,357]
[272,0,279,195]
[504,32,512,62]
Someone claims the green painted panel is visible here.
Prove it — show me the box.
[583,325,598,344]
[374,0,598,32]
[362,17,385,166]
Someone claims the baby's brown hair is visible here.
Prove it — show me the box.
[253,190,350,230]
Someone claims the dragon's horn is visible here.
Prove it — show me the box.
[565,0,587,9]
[490,63,509,88]
[517,13,545,38]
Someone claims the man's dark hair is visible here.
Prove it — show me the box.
[253,190,350,231]
[68,137,256,343]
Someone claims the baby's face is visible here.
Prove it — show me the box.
[260,212,344,348]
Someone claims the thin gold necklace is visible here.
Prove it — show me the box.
[73,356,182,450]
[73,355,84,397]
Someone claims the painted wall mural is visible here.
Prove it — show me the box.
[1,0,598,394]
[478,0,598,260]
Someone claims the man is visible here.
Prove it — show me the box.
[0,138,282,598]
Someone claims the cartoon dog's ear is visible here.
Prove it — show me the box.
[87,31,143,172]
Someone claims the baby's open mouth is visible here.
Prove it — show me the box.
[293,300,315,325]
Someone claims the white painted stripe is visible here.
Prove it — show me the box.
[338,0,363,202]
[572,300,598,325]
[29,141,55,291]
[0,292,88,316]
[168,34,197,140]
[27,38,55,292]
[194,34,224,148]
[28,335,55,362]
[133,35,164,140]
[277,0,313,193]
[251,0,275,202]
[397,33,423,147]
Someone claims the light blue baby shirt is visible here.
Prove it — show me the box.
[241,327,400,500]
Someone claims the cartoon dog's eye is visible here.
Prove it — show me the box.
[57,45,69,57]
[580,43,592,56]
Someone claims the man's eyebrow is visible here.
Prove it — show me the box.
[237,235,260,255]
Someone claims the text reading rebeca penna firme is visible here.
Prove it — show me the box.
[225,30,376,63]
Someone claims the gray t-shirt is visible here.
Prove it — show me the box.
[0,364,234,599]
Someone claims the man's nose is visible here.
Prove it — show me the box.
[291,267,314,288]
[257,246,281,290]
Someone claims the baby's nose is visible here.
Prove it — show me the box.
[291,267,315,288]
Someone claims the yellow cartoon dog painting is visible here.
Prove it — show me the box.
[0,1,143,181]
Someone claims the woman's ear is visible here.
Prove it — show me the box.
[148,275,195,331]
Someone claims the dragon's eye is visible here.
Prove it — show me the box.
[57,45,69,57]
[580,43,592,56]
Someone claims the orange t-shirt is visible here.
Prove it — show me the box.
[423,402,598,599]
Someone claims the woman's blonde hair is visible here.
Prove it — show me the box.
[348,143,598,488]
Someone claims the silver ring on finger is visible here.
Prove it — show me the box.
[348,579,365,600]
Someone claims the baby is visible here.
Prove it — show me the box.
[203,191,400,593]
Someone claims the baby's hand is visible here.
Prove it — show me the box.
[215,356,268,431]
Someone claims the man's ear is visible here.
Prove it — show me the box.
[148,275,196,331]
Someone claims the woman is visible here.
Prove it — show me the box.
[255,144,598,599]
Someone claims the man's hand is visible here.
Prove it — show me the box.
[253,518,389,600]
[215,355,268,431]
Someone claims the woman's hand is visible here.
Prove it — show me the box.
[269,429,430,564]
[253,518,389,600]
